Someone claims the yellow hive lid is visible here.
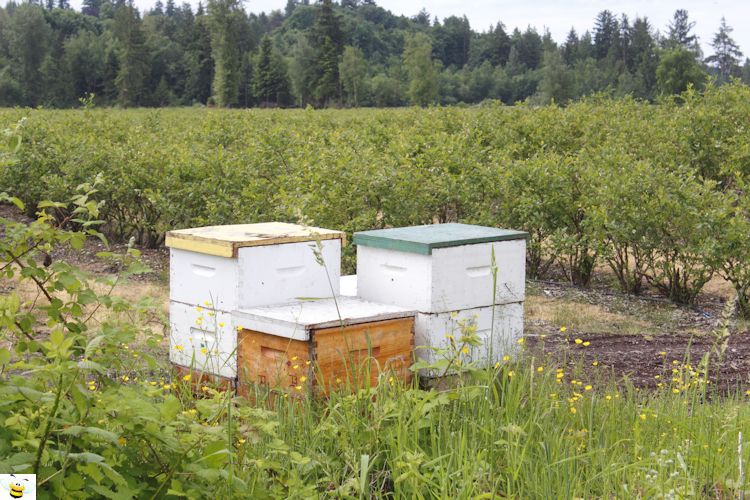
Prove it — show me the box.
[165,222,346,257]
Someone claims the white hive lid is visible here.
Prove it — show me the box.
[233,297,415,341]
[165,222,346,258]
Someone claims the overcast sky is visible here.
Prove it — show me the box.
[76,0,750,57]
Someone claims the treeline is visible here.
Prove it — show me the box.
[0,0,748,108]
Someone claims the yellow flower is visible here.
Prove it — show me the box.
[201,386,210,392]
[335,378,342,384]
[291,356,299,361]
[300,376,307,383]
[556,372,564,379]
[121,375,130,382]
[605,395,612,401]
[149,381,157,386]
[219,322,225,327]
[508,371,515,377]
[746,390,750,396]
[117,437,127,446]
[592,361,599,366]
[639,413,647,420]
[305,360,311,366]
[174,344,184,352]
[517,338,525,345]
[238,438,246,444]
[672,360,679,365]
[672,388,680,394]
[569,407,577,414]
[659,351,667,356]
[494,362,501,369]
[575,338,583,345]
[295,385,302,391]
[196,306,203,312]
[503,355,510,361]
[560,326,567,332]
[584,385,592,391]
[537,366,544,373]
[461,347,470,354]
[292,364,299,370]
[582,341,590,347]
[163,384,171,390]
[388,376,394,384]
[201,347,208,355]
[203,301,211,306]
[183,374,191,382]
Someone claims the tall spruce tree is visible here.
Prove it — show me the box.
[207,0,243,106]
[666,10,699,53]
[311,0,343,106]
[254,35,288,106]
[706,17,743,82]
[112,3,149,106]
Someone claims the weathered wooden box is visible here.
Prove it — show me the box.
[233,297,415,395]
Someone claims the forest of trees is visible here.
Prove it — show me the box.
[0,0,748,108]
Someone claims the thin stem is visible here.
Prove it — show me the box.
[34,372,65,475]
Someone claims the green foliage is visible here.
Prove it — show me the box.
[2,113,750,496]
[657,48,706,96]
[403,32,440,107]
[3,83,750,306]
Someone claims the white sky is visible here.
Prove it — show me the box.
[71,0,750,57]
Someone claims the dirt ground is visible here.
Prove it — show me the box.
[2,203,749,392]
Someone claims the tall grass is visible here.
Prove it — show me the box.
[199,344,750,498]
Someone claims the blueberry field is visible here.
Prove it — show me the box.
[1,84,750,497]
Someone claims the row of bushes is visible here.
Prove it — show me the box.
[2,83,750,312]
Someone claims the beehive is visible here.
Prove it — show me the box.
[233,297,415,395]
[166,222,346,379]
[353,223,528,372]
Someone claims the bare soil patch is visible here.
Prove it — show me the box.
[528,331,750,393]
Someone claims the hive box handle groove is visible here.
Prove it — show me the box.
[261,346,286,359]
[350,346,381,357]
[275,265,306,277]
[465,265,491,278]
[191,264,217,277]
[381,263,407,274]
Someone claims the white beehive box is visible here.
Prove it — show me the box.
[169,301,237,378]
[414,303,523,375]
[354,224,527,314]
[166,222,346,311]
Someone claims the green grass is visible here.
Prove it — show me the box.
[213,348,750,498]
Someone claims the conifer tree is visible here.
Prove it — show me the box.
[706,17,743,82]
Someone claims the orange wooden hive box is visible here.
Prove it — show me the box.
[232,297,415,396]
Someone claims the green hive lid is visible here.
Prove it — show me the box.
[353,223,528,255]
